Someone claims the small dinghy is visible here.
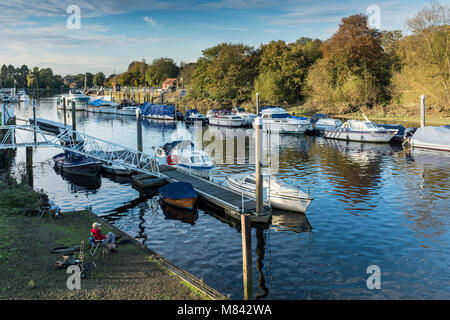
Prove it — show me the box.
[159,182,198,211]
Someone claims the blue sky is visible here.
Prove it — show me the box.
[0,0,442,76]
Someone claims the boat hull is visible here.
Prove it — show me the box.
[256,121,309,134]
[56,161,101,177]
[323,130,396,143]
[226,177,312,213]
[209,118,245,127]
[159,196,197,211]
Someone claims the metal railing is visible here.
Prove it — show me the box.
[0,124,161,177]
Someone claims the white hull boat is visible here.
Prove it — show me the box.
[256,107,310,134]
[226,174,313,213]
[156,140,214,178]
[314,118,343,132]
[209,114,246,127]
[116,106,138,116]
[410,125,450,152]
[324,118,398,143]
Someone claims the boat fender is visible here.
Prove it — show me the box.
[167,154,178,165]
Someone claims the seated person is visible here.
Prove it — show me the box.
[91,222,120,248]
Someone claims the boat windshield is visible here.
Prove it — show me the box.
[244,176,256,184]
[271,113,290,119]
[365,122,378,129]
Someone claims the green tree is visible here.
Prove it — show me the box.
[145,58,179,87]
[93,72,106,87]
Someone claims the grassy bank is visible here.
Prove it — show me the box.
[0,179,218,300]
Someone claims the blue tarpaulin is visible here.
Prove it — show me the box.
[88,99,104,106]
[159,182,198,200]
[141,102,175,118]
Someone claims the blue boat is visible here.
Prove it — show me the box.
[159,182,198,211]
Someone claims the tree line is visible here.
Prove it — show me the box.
[2,1,447,116]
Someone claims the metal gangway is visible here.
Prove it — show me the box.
[0,123,161,177]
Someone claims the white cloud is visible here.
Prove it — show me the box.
[144,16,158,27]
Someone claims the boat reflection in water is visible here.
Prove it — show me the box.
[270,209,312,233]
[160,200,199,226]
[54,168,102,192]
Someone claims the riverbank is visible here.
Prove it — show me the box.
[0,179,224,300]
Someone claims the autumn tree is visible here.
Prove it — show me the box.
[391,1,450,111]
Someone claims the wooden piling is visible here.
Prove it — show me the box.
[136,108,143,165]
[33,98,37,144]
[26,146,33,188]
[256,92,260,114]
[63,97,67,126]
[254,116,263,215]
[241,214,253,300]
[420,95,426,127]
[71,101,76,141]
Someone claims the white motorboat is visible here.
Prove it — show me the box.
[226,173,313,213]
[324,117,398,143]
[314,118,343,133]
[255,107,310,134]
[86,99,119,114]
[208,110,246,127]
[233,107,257,127]
[68,90,90,104]
[156,140,214,178]
[116,106,138,116]
[185,109,209,124]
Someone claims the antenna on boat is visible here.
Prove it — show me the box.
[361,111,370,122]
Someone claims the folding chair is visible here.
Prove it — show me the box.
[89,232,111,258]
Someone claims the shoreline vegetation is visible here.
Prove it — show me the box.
[2,2,449,124]
[0,173,222,300]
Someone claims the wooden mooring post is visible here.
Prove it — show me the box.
[71,101,77,141]
[241,214,253,300]
[420,95,426,127]
[26,146,33,188]
[254,115,263,215]
[63,97,67,126]
[136,108,143,165]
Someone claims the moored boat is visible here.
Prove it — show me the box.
[232,107,257,127]
[313,117,343,133]
[208,110,246,127]
[226,173,313,213]
[159,182,198,211]
[53,151,102,177]
[324,116,398,143]
[256,106,310,134]
[156,140,214,178]
[185,109,209,124]
[409,125,450,152]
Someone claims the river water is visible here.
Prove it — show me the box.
[6,96,450,299]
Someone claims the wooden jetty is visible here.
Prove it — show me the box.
[132,174,167,189]
[158,165,272,223]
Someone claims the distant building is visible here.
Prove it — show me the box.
[162,78,179,92]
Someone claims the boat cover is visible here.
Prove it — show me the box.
[378,124,406,135]
[162,140,194,154]
[185,109,200,117]
[411,126,450,148]
[88,99,104,106]
[159,182,198,199]
[141,102,175,117]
